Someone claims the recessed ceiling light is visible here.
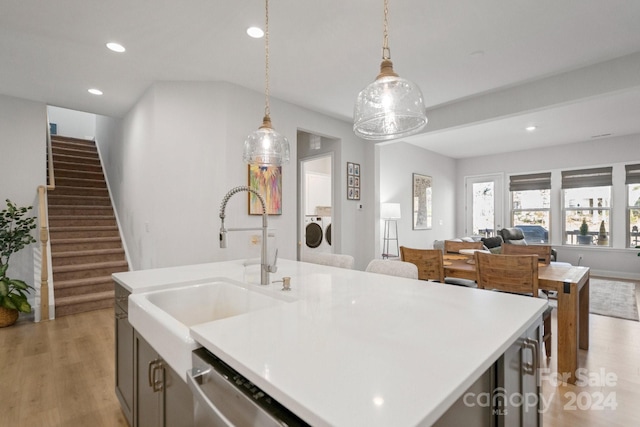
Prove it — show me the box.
[106,42,126,53]
[88,88,103,95]
[525,126,537,132]
[246,26,264,38]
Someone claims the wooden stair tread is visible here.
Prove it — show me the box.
[50,214,115,220]
[51,135,96,144]
[54,275,114,289]
[51,236,121,244]
[50,225,118,231]
[49,194,110,200]
[55,290,115,306]
[52,248,125,258]
[53,260,128,273]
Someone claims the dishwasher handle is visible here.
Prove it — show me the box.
[187,367,234,427]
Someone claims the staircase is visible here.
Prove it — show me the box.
[48,135,129,317]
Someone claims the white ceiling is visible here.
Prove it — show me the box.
[2,0,640,158]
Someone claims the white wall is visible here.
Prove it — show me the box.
[96,82,374,272]
[0,94,47,313]
[456,134,640,279]
[47,105,96,139]
[377,142,457,254]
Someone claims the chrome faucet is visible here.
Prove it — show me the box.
[219,186,277,285]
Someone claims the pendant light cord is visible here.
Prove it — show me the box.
[382,0,390,60]
[264,0,271,119]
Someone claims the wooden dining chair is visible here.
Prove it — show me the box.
[474,252,552,358]
[501,244,552,265]
[365,259,419,279]
[399,246,445,282]
[444,240,484,254]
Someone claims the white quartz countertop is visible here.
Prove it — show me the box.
[114,259,546,426]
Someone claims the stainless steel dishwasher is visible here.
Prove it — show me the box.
[188,347,310,427]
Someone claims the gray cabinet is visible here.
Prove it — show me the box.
[115,283,134,426]
[115,284,193,427]
[434,317,543,427]
[134,331,194,427]
[496,319,542,427]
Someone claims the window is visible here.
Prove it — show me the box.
[510,173,551,244]
[626,164,640,248]
[562,167,612,246]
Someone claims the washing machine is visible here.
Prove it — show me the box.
[323,216,332,250]
[304,216,330,253]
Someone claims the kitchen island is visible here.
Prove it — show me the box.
[114,259,546,426]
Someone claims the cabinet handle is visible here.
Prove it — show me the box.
[522,338,539,376]
[148,359,164,392]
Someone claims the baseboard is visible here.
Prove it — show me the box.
[590,269,640,281]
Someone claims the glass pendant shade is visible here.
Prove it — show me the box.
[354,60,427,141]
[243,115,290,166]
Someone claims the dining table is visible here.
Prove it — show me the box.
[443,253,590,385]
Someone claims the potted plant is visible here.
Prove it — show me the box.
[597,220,609,246]
[0,199,37,327]
[577,218,592,245]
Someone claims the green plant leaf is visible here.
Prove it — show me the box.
[18,299,31,313]
[8,294,30,313]
[0,279,8,297]
[0,263,7,276]
[9,279,28,290]
[2,296,17,310]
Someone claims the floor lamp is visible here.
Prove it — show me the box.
[381,203,401,259]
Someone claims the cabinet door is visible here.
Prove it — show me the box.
[135,332,163,427]
[496,319,542,427]
[115,304,134,425]
[163,363,194,427]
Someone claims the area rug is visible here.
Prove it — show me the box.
[548,278,639,321]
[588,278,639,321]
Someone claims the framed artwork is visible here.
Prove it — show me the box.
[412,173,432,230]
[248,165,282,215]
[347,162,361,200]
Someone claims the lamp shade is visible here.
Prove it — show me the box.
[381,202,401,219]
[243,116,290,166]
[354,61,427,141]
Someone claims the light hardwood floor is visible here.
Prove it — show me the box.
[0,281,638,426]
[0,308,127,427]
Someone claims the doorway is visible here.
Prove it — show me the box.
[464,173,504,237]
[300,154,333,258]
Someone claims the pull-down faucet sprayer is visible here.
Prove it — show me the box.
[219,186,277,285]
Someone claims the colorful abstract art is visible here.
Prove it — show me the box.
[248,165,282,215]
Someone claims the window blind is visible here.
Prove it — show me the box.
[561,167,612,189]
[625,164,640,185]
[509,172,551,191]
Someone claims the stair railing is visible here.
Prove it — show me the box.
[38,119,56,321]
[37,185,50,321]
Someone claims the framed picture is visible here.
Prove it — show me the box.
[347,162,360,200]
[248,165,282,215]
[412,173,432,230]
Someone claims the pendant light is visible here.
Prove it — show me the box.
[243,0,290,166]
[353,0,427,141]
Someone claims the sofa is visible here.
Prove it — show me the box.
[497,228,558,262]
[433,229,564,263]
